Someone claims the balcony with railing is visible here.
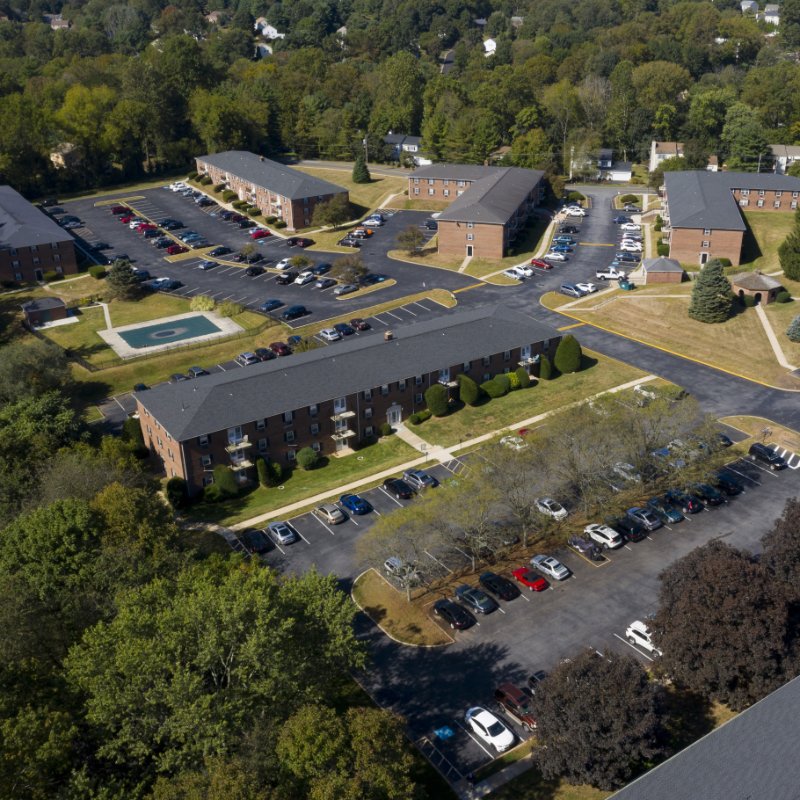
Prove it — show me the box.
[225,436,253,454]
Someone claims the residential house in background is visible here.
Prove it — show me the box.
[409,164,545,259]
[649,141,685,172]
[764,3,780,24]
[50,143,82,170]
[663,171,800,266]
[483,38,496,56]
[740,0,758,12]
[254,18,285,39]
[195,151,348,231]
[770,144,800,174]
[135,305,561,496]
[43,13,70,29]
[571,149,632,181]
[383,133,432,166]
[206,11,225,24]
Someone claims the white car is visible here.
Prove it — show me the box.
[535,497,568,520]
[500,435,527,451]
[620,222,641,231]
[564,207,586,217]
[620,238,642,247]
[626,620,662,656]
[294,270,315,285]
[319,328,342,342]
[531,554,571,581]
[464,707,515,752]
[361,217,383,227]
[575,282,597,294]
[515,264,534,277]
[544,252,567,262]
[503,267,526,280]
[275,258,292,270]
[170,182,188,192]
[619,242,642,252]
[585,523,623,549]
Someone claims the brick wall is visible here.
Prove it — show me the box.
[438,220,505,259]
[668,227,744,266]
[0,239,77,283]
[731,188,800,212]
[407,176,475,201]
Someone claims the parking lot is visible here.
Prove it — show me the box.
[231,447,800,780]
[58,187,468,325]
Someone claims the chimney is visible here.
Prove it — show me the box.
[384,330,393,341]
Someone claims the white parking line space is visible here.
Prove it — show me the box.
[379,487,404,507]
[311,514,336,536]
[371,315,389,326]
[613,632,654,661]
[452,720,494,759]
[271,539,286,555]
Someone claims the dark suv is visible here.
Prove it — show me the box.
[494,683,537,731]
[748,442,787,470]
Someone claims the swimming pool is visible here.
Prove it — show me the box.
[117,314,223,349]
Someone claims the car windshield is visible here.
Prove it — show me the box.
[487,720,505,737]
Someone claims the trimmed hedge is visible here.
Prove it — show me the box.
[275,220,287,229]
[166,477,189,509]
[222,190,237,202]
[199,175,212,185]
[296,446,319,470]
[266,215,278,224]
[620,194,638,204]
[257,457,269,487]
[515,366,531,388]
[566,191,585,204]
[657,242,670,257]
[717,258,732,267]
[187,171,198,180]
[213,182,226,192]
[481,374,511,398]
[424,383,449,416]
[741,294,757,307]
[507,371,521,390]
[554,334,582,374]
[247,207,261,216]
[457,373,481,405]
[88,265,107,279]
[539,355,553,380]
[776,291,792,303]
[379,421,393,437]
[408,409,432,425]
[43,270,63,282]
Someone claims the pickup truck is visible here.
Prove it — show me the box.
[596,265,627,281]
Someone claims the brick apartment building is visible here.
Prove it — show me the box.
[408,165,545,260]
[135,305,561,496]
[663,171,800,266]
[195,151,348,231]
[0,185,78,283]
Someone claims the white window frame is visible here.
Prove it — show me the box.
[198,434,209,446]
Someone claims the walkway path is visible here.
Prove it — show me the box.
[756,303,798,370]
[98,301,112,330]
[458,757,534,799]
[457,254,473,273]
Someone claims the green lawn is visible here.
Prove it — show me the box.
[488,767,607,800]
[764,299,800,365]
[411,351,648,448]
[188,436,419,525]
[293,167,407,215]
[739,211,796,272]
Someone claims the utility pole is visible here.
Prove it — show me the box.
[362,135,369,163]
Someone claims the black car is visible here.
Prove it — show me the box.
[748,442,787,470]
[282,304,307,320]
[169,373,188,384]
[276,271,298,285]
[160,220,183,230]
[142,229,160,238]
[664,488,704,514]
[608,516,646,542]
[615,252,640,263]
[716,432,734,448]
[478,571,520,601]
[254,347,276,361]
[424,219,438,230]
[688,483,725,506]
[338,237,362,247]
[362,273,386,285]
[383,478,414,499]
[714,470,743,496]
[153,238,172,248]
[559,225,579,234]
[433,599,475,630]
[567,534,603,561]
[187,366,209,378]
[245,265,265,276]
[334,322,355,336]
[244,252,263,264]
[209,246,231,257]
[240,528,273,554]
[238,219,255,228]
[220,210,235,220]
[259,299,283,312]
[527,670,548,695]
[94,241,111,250]
[311,262,332,275]
[133,383,149,392]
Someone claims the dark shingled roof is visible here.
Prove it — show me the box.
[137,305,559,441]
[412,164,504,181]
[610,675,800,800]
[642,257,684,273]
[21,297,66,311]
[0,185,74,249]
[731,271,783,291]
[195,152,347,200]
[665,171,800,231]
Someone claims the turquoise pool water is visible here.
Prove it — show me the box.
[118,315,222,349]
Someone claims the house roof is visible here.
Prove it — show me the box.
[195,152,347,200]
[764,3,779,12]
[610,675,800,800]
[0,185,74,250]
[653,141,684,155]
[642,256,684,273]
[770,144,800,159]
[731,271,783,290]
[413,164,500,182]
[136,305,559,441]
[21,297,66,312]
[609,161,633,173]
[599,148,614,160]
[665,171,800,231]
[432,167,544,225]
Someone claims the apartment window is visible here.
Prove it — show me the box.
[365,426,374,438]
[741,189,750,196]
[170,469,176,477]
[703,228,711,235]
[739,199,749,207]
[428,179,434,185]
[503,367,511,374]
[53,255,60,263]
[364,407,373,419]
[758,190,765,197]
[381,384,389,396]
[415,393,423,404]
[757,199,764,208]
[286,450,296,462]
[398,379,407,390]
[503,350,511,361]
[310,423,320,435]
[457,190,463,196]
[483,372,491,382]
[198,434,209,447]
[30,245,37,252]
[285,430,295,443]
[428,188,435,196]
[466,233,474,241]
[467,222,474,229]
[167,449,173,460]
[776,191,783,197]
[702,241,710,248]
[12,260,19,268]
[483,356,491,366]
[792,201,798,209]
[463,361,471,371]
[414,188,419,195]
[443,179,449,185]
[32,258,40,265]
[256,419,265,430]
[363,389,372,400]
[458,180,465,187]
[203,475,214,487]
[201,455,212,467]
[775,200,782,208]
[283,410,293,424]
[415,375,423,385]
[308,404,318,416]
[14,273,21,281]
[543,339,550,350]
[413,178,419,184]
[9,248,16,256]
[258,438,268,452]
[312,442,321,452]
[156,437,163,447]
[51,242,58,249]
[444,189,450,197]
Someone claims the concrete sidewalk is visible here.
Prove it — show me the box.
[229,374,657,530]
[756,303,798,370]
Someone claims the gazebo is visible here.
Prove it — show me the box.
[730,271,783,305]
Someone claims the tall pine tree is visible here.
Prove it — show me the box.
[352,153,371,184]
[688,259,732,323]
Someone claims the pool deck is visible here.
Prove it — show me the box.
[98,311,244,359]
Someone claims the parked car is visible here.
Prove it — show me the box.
[612,215,631,224]
[575,282,598,294]
[620,222,641,231]
[560,224,579,233]
[251,229,271,239]
[166,244,188,255]
[607,516,646,542]
[552,235,576,245]
[713,470,743,496]
[238,219,255,228]
[531,554,571,581]
[350,317,370,331]
[281,305,307,320]
[267,521,299,546]
[276,271,298,285]
[198,260,217,270]
[235,352,260,366]
[424,219,438,230]
[319,328,342,343]
[315,504,346,524]
[564,206,586,217]
[187,366,209,378]
[626,620,662,656]
[550,244,573,253]
[584,523,624,549]
[433,598,474,630]
[512,566,549,591]
[259,299,283,312]
[623,204,641,212]
[383,477,415,499]
[687,483,726,506]
[455,584,498,614]
[544,252,567,262]
[339,493,372,514]
[333,283,358,296]
[254,347,276,362]
[361,217,383,228]
[479,572,520,601]
[311,262,332,275]
[240,528,273,554]
[209,246,231,256]
[530,258,553,270]
[315,278,336,289]
[535,497,568,520]
[626,507,663,531]
[110,205,128,215]
[245,265,265,276]
[748,442,787,470]
[664,488,704,514]
[402,469,438,490]
[567,534,603,561]
[465,708,515,752]
[169,373,188,383]
[153,237,172,248]
[338,237,361,247]
[275,258,292,271]
[269,341,291,357]
[560,283,585,298]
[527,670,548,695]
[294,270,315,285]
[494,683,537,731]
[646,496,685,524]
[615,252,640,262]
[287,236,314,247]
[503,267,527,281]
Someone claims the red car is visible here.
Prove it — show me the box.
[110,205,128,215]
[269,341,291,356]
[530,258,553,270]
[251,229,271,239]
[138,223,157,232]
[512,567,549,592]
[119,215,133,224]
[350,318,370,331]
[166,244,188,255]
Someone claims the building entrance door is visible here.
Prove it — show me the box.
[387,405,402,425]
[466,245,473,257]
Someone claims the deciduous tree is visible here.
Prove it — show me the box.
[396,225,425,255]
[312,193,351,228]
[331,254,367,284]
